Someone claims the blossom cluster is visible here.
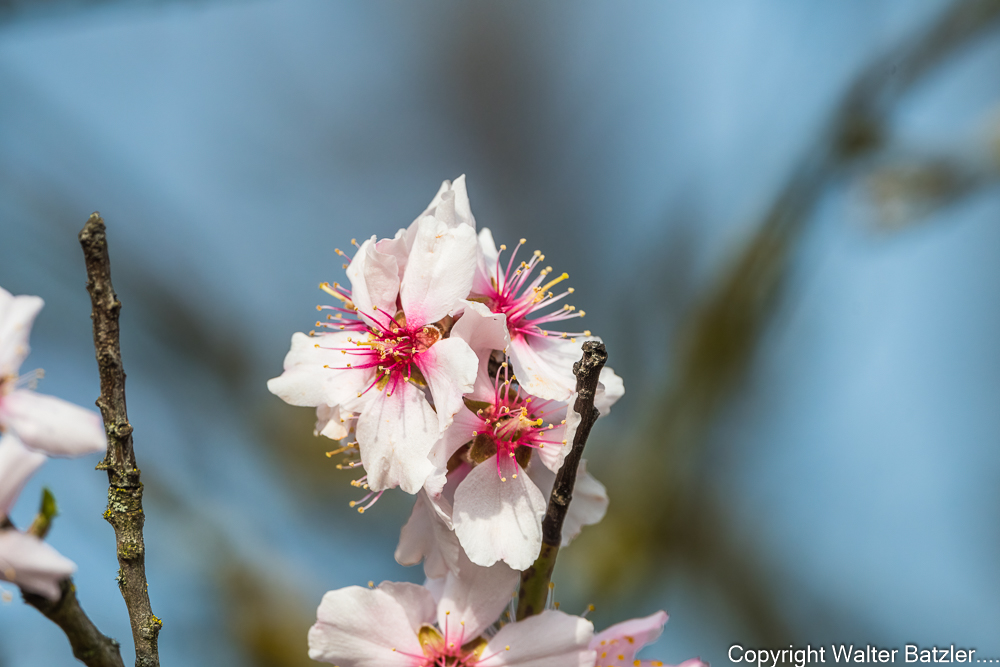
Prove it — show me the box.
[269,177,703,667]
[0,287,106,600]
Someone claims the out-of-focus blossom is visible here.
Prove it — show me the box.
[0,431,76,600]
[0,288,106,457]
[308,576,594,667]
[0,287,106,600]
[591,611,705,667]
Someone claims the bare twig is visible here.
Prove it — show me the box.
[23,580,126,667]
[79,213,162,667]
[516,341,607,619]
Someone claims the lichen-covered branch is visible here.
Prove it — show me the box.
[516,341,607,620]
[79,213,162,667]
[23,580,126,667]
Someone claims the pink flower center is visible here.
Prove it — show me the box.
[469,364,565,481]
[477,239,590,341]
[313,281,443,397]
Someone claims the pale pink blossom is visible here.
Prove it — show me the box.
[591,611,705,667]
[0,433,77,600]
[414,358,580,570]
[268,213,482,497]
[396,456,606,578]
[469,230,624,410]
[308,575,595,667]
[0,288,106,457]
[0,288,106,600]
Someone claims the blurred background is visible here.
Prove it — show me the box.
[2,1,999,665]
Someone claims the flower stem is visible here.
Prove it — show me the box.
[516,341,607,619]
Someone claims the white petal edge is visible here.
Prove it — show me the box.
[479,610,595,667]
[0,390,105,457]
[452,460,546,570]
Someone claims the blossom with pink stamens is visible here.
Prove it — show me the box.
[422,360,580,570]
[268,209,487,497]
[470,230,624,409]
[591,611,706,667]
[308,575,595,667]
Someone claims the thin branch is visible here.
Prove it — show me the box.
[23,580,126,667]
[79,213,162,667]
[516,341,607,620]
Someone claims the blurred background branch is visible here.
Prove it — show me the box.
[580,0,1000,646]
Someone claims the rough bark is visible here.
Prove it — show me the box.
[516,341,607,619]
[79,212,162,667]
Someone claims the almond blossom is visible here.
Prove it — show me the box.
[308,575,595,667]
[427,359,578,570]
[268,215,483,496]
[0,287,106,600]
[591,611,705,667]
[0,288,106,457]
[0,434,76,600]
[469,230,624,409]
[396,456,606,578]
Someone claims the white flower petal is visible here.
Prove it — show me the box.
[345,236,401,317]
[0,390,105,457]
[376,226,417,280]
[452,460,546,570]
[267,332,371,409]
[452,301,509,356]
[315,404,354,441]
[0,529,76,600]
[377,581,437,633]
[0,433,46,516]
[357,381,438,494]
[452,300,510,401]
[527,459,607,548]
[429,409,483,476]
[417,337,478,434]
[307,585,422,667]
[417,175,476,230]
[0,289,44,378]
[595,366,624,416]
[531,400,573,474]
[399,217,477,326]
[395,490,461,579]
[436,548,519,639]
[507,336,584,403]
[479,610,595,667]
[472,228,500,298]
